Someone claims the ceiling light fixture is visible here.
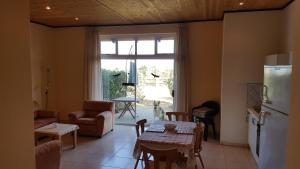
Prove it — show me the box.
[239,2,245,6]
[45,6,51,10]
[74,17,79,21]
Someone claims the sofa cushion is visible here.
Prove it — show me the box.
[83,101,113,114]
[85,111,101,118]
[34,118,57,129]
[35,110,58,118]
[76,118,97,125]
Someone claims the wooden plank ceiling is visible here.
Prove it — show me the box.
[30,0,291,27]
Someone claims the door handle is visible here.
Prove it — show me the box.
[259,111,271,126]
[262,85,272,104]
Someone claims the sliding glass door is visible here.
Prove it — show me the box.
[100,34,176,125]
[101,59,174,124]
[135,59,174,123]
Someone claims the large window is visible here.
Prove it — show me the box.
[118,40,135,55]
[137,40,155,55]
[101,41,116,54]
[157,38,175,54]
[100,34,176,59]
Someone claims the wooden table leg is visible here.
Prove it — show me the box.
[73,130,77,148]
[57,135,63,151]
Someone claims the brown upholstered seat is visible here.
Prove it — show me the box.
[35,140,61,169]
[34,110,59,129]
[69,101,114,137]
[34,118,57,129]
[76,118,97,125]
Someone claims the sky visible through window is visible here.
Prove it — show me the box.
[101,39,175,55]
[118,40,135,55]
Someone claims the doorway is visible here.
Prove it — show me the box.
[101,59,174,124]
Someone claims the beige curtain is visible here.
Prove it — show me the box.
[84,27,102,101]
[174,24,190,112]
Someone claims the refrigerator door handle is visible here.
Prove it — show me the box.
[262,85,272,104]
[259,111,271,126]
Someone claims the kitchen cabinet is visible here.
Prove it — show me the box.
[248,108,260,164]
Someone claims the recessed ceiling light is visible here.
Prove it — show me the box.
[74,17,79,21]
[239,2,245,6]
[45,6,51,10]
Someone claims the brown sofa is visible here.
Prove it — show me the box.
[34,110,59,129]
[69,101,114,137]
[35,140,61,169]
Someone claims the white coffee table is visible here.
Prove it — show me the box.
[35,123,79,149]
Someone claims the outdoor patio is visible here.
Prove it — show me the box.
[114,100,173,125]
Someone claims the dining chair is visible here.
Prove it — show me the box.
[136,119,147,137]
[134,119,147,169]
[141,144,178,169]
[166,112,190,121]
[194,122,205,169]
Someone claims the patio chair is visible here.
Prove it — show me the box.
[166,112,190,121]
[192,100,220,141]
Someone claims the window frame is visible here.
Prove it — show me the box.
[100,33,177,60]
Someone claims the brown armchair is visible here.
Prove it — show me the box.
[69,101,114,137]
[34,110,59,129]
[35,140,61,169]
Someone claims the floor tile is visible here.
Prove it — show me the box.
[103,157,132,168]
[60,125,258,169]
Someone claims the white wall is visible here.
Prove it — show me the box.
[281,3,295,53]
[221,11,283,144]
[286,1,300,168]
[29,26,86,121]
[53,28,86,121]
[187,22,223,134]
[30,23,56,110]
[0,1,35,168]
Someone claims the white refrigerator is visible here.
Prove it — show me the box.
[258,65,292,169]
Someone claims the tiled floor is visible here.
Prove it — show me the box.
[60,125,258,169]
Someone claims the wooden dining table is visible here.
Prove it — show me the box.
[133,120,197,169]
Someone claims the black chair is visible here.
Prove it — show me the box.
[192,101,220,141]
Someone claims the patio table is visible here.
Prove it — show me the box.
[112,97,141,119]
[133,120,197,169]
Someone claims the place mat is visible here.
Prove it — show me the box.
[176,126,194,135]
[146,125,165,133]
